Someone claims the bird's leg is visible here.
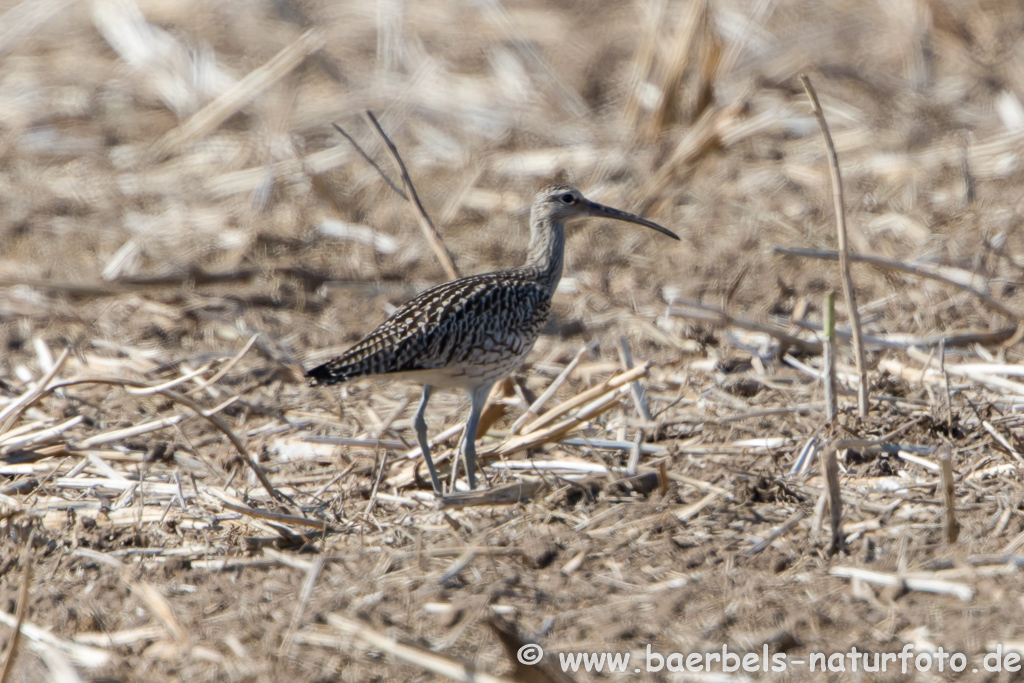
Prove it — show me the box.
[413,385,443,494]
[461,381,495,489]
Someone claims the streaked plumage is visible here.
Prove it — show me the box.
[307,184,679,495]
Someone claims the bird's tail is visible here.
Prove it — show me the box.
[305,360,353,387]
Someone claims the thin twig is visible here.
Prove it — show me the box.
[800,74,868,417]
[331,123,407,200]
[363,110,460,280]
[773,245,1018,321]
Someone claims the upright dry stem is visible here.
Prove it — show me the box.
[363,110,460,281]
[800,74,869,418]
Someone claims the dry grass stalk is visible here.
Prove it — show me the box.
[73,414,186,449]
[0,0,76,57]
[799,74,868,418]
[492,383,633,458]
[135,582,187,645]
[439,480,548,508]
[691,0,722,122]
[982,420,1024,463]
[0,416,84,454]
[206,488,332,532]
[940,340,954,431]
[641,96,746,203]
[279,555,325,657]
[364,110,460,280]
[617,337,653,423]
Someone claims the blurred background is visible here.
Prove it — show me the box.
[3,0,1023,361]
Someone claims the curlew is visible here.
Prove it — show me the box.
[307,184,679,495]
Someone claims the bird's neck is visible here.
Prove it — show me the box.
[522,215,565,290]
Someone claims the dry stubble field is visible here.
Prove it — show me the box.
[2,0,1024,680]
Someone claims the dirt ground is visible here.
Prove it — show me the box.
[2,0,1024,680]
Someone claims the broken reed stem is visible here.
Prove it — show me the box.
[509,343,591,435]
[363,110,461,281]
[938,444,960,543]
[520,363,650,434]
[824,291,837,423]
[800,74,868,418]
[0,534,33,683]
[824,442,844,555]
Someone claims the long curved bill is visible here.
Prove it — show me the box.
[584,200,680,240]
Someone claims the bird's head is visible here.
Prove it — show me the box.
[532,184,679,240]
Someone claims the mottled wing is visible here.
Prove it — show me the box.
[306,271,551,386]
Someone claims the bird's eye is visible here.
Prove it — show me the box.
[559,193,576,204]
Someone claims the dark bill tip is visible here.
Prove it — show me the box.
[585,201,680,240]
